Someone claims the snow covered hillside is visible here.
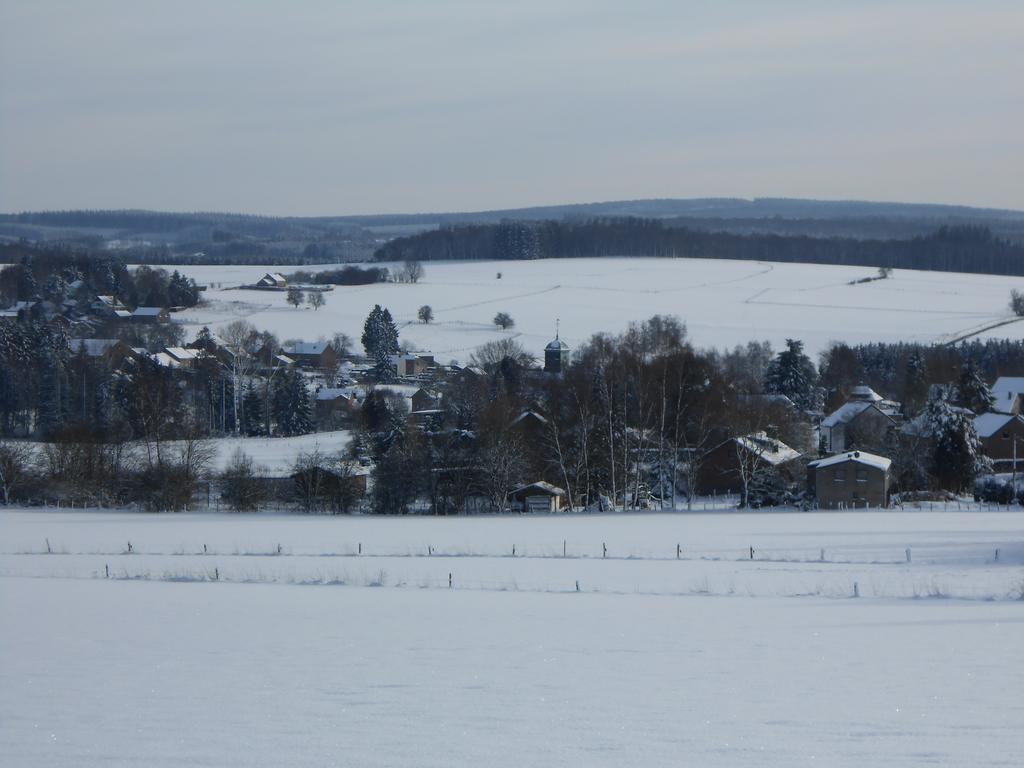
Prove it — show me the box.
[170,258,1024,361]
[2,509,1023,767]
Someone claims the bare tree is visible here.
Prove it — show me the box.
[417,305,433,324]
[219,320,259,434]
[493,312,515,330]
[0,440,34,505]
[220,449,266,511]
[286,287,306,308]
[307,291,325,311]
[399,260,424,283]
[478,435,525,513]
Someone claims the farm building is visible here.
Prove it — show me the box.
[820,385,899,453]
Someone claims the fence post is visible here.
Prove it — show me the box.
[127,541,132,554]
[214,567,219,581]
[105,564,109,578]
[46,538,51,554]
[749,546,754,560]
[853,581,859,598]
[676,543,681,559]
[575,580,580,592]
[563,540,567,558]
[358,542,362,555]
[905,547,911,563]
[602,543,607,559]
[995,548,1000,562]
[512,544,516,557]
[820,548,825,562]
[448,573,452,589]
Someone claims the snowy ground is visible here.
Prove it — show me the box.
[169,258,1024,362]
[199,429,351,474]
[2,509,1023,766]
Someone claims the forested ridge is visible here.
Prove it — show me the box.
[374,219,1024,277]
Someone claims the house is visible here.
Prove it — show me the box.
[282,341,338,370]
[314,387,359,425]
[257,273,287,288]
[990,377,1024,415]
[391,353,435,377]
[973,412,1024,470]
[91,295,129,316]
[807,450,891,509]
[410,388,440,413]
[819,385,899,453]
[68,338,134,367]
[697,432,801,495]
[544,334,570,374]
[131,307,170,324]
[508,481,566,513]
[164,347,199,368]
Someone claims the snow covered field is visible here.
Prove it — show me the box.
[2,509,1023,766]
[170,258,1024,361]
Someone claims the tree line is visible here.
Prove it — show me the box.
[374,219,1024,277]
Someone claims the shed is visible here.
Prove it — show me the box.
[508,481,566,513]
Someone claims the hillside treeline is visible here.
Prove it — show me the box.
[374,219,1024,276]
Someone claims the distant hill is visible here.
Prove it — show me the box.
[3,198,1024,264]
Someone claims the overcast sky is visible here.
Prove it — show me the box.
[1,1,1022,215]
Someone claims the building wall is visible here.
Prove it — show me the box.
[815,461,888,508]
[980,418,1024,463]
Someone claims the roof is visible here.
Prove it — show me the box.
[509,481,566,497]
[69,338,121,356]
[284,341,330,356]
[165,347,197,361]
[546,338,569,351]
[132,307,165,316]
[510,410,548,428]
[260,272,286,283]
[316,388,356,402]
[821,400,898,429]
[973,412,1023,439]
[848,385,883,402]
[731,432,801,465]
[808,450,891,472]
[991,377,1024,412]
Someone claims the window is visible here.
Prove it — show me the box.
[833,467,846,483]
[855,468,869,483]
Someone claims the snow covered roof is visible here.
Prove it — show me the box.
[284,341,330,356]
[165,347,197,361]
[732,432,801,465]
[991,377,1024,413]
[132,306,164,316]
[316,388,357,402]
[545,338,569,351]
[509,481,565,497]
[848,385,883,402]
[821,399,898,428]
[808,451,891,472]
[510,410,548,427]
[151,352,179,368]
[69,338,121,356]
[973,412,1022,439]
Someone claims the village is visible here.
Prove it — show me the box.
[2,265,1021,515]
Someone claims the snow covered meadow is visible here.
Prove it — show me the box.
[2,508,1023,766]
[172,258,1024,361]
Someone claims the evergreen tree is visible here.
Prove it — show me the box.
[272,369,312,436]
[956,360,995,413]
[902,349,929,414]
[361,304,400,358]
[764,339,818,410]
[924,396,988,492]
[241,385,264,436]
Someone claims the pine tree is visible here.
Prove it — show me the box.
[956,360,995,413]
[925,396,988,492]
[764,339,818,410]
[241,385,263,436]
[902,349,929,413]
[272,369,312,436]
[361,305,400,358]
